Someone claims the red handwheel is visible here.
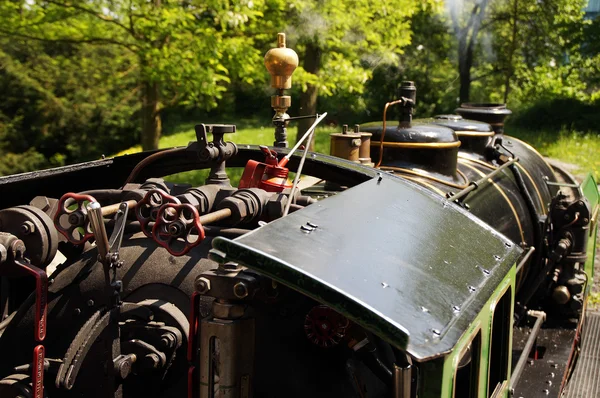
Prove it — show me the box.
[152,203,205,256]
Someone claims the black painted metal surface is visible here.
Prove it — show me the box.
[511,327,576,397]
[0,146,378,209]
[211,172,522,360]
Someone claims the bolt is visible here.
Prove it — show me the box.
[115,354,135,379]
[20,221,35,235]
[233,282,249,299]
[87,299,95,307]
[160,333,176,349]
[195,277,211,294]
[564,214,570,220]
[145,353,161,369]
[73,308,81,316]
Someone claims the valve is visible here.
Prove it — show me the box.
[152,203,205,256]
[53,193,97,245]
[304,305,349,348]
[135,189,180,238]
[238,146,293,192]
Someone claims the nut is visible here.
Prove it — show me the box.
[233,282,249,299]
[20,221,35,235]
[160,333,177,349]
[195,277,211,294]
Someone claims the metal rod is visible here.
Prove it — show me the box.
[283,126,315,217]
[199,208,232,225]
[392,364,412,398]
[101,200,137,217]
[87,202,110,262]
[446,157,519,202]
[509,310,546,392]
[287,114,318,121]
[516,246,536,275]
[544,181,579,188]
[279,112,327,167]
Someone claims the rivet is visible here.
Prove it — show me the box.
[306,222,318,228]
[432,329,441,337]
[300,225,314,232]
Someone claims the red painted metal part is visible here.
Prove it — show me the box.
[135,189,181,238]
[14,259,47,341]
[304,305,350,348]
[32,345,45,398]
[238,147,292,192]
[53,192,96,245]
[152,203,205,256]
[187,292,201,398]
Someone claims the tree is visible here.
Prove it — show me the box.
[285,0,424,145]
[0,0,265,150]
[488,0,589,105]
[448,0,492,104]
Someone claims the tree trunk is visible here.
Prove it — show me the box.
[141,81,161,150]
[297,42,322,151]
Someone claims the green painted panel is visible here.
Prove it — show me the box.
[580,173,599,283]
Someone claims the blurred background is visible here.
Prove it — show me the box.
[0,0,598,179]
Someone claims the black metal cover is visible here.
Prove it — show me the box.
[211,172,522,361]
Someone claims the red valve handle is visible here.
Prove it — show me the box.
[135,189,180,238]
[152,203,205,256]
[53,193,97,245]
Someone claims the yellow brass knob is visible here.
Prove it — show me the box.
[264,33,299,90]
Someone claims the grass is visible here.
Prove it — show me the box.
[116,122,600,183]
[115,123,337,186]
[507,127,600,180]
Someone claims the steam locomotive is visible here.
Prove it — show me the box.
[0,34,597,398]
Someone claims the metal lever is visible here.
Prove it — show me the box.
[87,201,129,267]
[108,202,129,265]
[87,202,110,263]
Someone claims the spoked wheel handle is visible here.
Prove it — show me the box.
[152,203,205,256]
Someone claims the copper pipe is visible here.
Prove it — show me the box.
[123,147,184,185]
[199,208,232,225]
[376,99,406,168]
[101,200,138,217]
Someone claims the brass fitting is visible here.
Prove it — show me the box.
[264,33,299,90]
[330,125,362,163]
[264,33,299,147]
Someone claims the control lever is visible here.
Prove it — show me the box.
[0,235,47,398]
[87,201,128,269]
[88,201,129,309]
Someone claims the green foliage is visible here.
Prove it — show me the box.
[0,0,598,178]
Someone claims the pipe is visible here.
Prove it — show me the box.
[199,208,232,225]
[393,364,412,398]
[446,157,519,202]
[515,246,536,275]
[101,200,138,217]
[509,310,546,392]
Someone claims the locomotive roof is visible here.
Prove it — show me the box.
[211,171,522,361]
